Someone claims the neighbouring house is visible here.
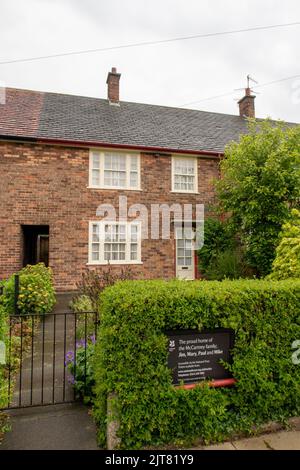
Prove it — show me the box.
[0,67,288,290]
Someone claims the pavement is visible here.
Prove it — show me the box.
[199,417,300,450]
[0,404,99,450]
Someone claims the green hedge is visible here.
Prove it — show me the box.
[0,263,56,315]
[94,279,300,449]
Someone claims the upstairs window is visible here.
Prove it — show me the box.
[172,157,198,193]
[89,150,140,190]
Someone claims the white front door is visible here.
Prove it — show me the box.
[175,227,195,280]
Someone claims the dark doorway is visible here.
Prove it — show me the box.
[22,225,49,267]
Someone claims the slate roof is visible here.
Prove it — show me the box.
[0,88,297,154]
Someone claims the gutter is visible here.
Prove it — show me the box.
[0,135,223,159]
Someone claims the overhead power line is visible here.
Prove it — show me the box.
[180,74,300,107]
[0,21,299,66]
[254,74,300,89]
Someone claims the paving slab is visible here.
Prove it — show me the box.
[0,403,98,450]
[54,292,76,313]
[200,429,300,451]
[263,431,300,450]
[232,436,271,450]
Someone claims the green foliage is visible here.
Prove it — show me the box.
[198,217,250,279]
[0,413,10,443]
[77,265,134,311]
[70,295,93,313]
[216,120,300,276]
[0,304,7,350]
[94,278,300,449]
[204,248,248,280]
[69,296,98,393]
[1,263,56,315]
[0,301,9,435]
[0,306,8,402]
[198,218,234,270]
[66,338,96,404]
[268,209,300,280]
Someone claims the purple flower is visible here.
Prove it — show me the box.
[90,334,96,344]
[76,339,86,348]
[65,350,74,366]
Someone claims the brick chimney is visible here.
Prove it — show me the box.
[106,67,121,104]
[238,87,256,118]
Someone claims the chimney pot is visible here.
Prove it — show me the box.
[106,67,121,104]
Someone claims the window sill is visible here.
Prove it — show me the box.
[87,261,143,266]
[87,186,143,191]
[170,190,200,195]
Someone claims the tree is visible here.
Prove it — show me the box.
[198,217,252,280]
[197,217,234,272]
[216,120,300,276]
[268,209,300,280]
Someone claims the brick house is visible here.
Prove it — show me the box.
[0,68,263,291]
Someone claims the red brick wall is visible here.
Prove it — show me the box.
[0,141,219,291]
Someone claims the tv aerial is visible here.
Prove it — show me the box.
[233,74,260,100]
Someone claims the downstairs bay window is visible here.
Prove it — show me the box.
[88,221,141,264]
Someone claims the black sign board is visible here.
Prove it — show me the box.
[166,329,234,386]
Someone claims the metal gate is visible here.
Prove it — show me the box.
[2,311,99,410]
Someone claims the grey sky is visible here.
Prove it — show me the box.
[0,0,299,122]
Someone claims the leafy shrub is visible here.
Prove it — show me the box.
[65,336,96,403]
[66,300,99,402]
[198,218,251,279]
[268,209,300,280]
[0,304,7,352]
[1,263,55,315]
[204,248,249,280]
[0,413,10,443]
[77,265,134,311]
[198,218,234,270]
[78,266,134,306]
[216,120,300,276]
[0,304,8,404]
[94,278,300,449]
[70,295,93,313]
[0,301,9,436]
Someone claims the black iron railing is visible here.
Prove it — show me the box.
[2,311,99,410]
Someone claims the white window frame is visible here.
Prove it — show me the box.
[89,149,141,190]
[88,220,142,265]
[171,156,198,194]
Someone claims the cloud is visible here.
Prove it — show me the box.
[0,0,299,121]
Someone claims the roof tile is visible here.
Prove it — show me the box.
[0,88,297,153]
